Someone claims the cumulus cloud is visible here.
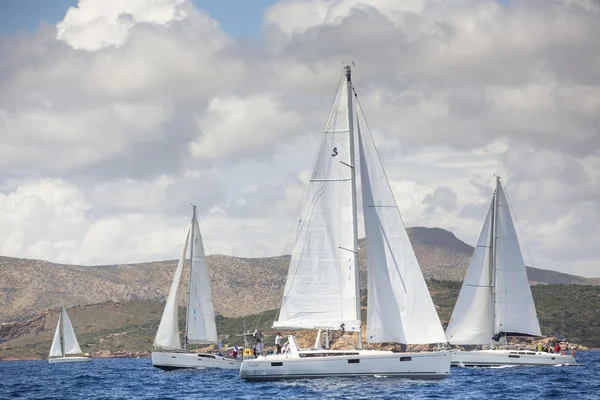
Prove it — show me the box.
[0,0,599,278]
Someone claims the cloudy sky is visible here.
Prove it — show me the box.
[0,0,598,278]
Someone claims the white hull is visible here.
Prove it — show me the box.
[152,351,241,370]
[240,349,451,381]
[451,349,576,367]
[48,356,92,363]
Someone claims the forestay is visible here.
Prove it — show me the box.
[445,202,494,345]
[153,227,190,350]
[357,106,447,345]
[274,73,361,332]
[49,315,63,357]
[494,183,541,337]
[186,217,218,344]
[62,307,82,355]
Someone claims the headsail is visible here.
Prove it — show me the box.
[357,104,447,345]
[273,71,361,332]
[494,182,541,337]
[186,215,218,344]
[153,227,190,350]
[445,201,494,345]
[49,314,63,358]
[61,307,82,355]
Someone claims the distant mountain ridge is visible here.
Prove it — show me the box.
[1,227,596,322]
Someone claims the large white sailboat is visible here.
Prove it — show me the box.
[446,177,575,367]
[239,66,451,381]
[152,206,240,370]
[48,306,92,363]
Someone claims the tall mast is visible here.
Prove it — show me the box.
[345,65,362,350]
[184,204,196,350]
[489,176,500,349]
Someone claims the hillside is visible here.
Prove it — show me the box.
[1,227,596,322]
[2,282,600,360]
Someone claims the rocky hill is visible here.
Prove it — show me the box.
[1,227,596,322]
[3,281,600,360]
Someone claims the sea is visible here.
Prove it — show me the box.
[1,351,598,399]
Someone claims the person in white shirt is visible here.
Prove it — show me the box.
[275,333,283,354]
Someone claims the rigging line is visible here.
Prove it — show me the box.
[501,179,537,270]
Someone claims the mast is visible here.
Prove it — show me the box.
[184,204,196,350]
[489,176,500,349]
[345,65,362,350]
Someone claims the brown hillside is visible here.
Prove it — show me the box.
[1,227,595,322]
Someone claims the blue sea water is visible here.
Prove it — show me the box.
[1,351,599,399]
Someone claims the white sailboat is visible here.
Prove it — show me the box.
[239,66,451,381]
[446,177,576,367]
[151,206,240,370]
[48,306,92,363]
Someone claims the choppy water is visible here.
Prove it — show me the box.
[1,351,598,399]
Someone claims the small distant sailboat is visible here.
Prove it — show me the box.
[48,306,91,363]
[446,177,576,367]
[239,66,451,381]
[151,205,240,370]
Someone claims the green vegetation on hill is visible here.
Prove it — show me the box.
[427,280,600,347]
[1,282,600,360]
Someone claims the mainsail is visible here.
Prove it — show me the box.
[49,314,63,358]
[445,202,494,345]
[357,103,447,345]
[274,71,361,332]
[62,307,82,355]
[186,216,218,344]
[446,178,541,345]
[153,227,190,350]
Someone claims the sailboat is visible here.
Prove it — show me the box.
[446,177,576,367]
[151,205,240,370]
[239,66,451,381]
[48,306,92,363]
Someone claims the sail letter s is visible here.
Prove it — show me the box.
[331,147,338,157]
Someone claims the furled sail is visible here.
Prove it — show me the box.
[153,227,190,350]
[445,201,494,345]
[49,314,63,358]
[61,307,82,355]
[186,217,218,344]
[494,182,541,337]
[357,106,447,345]
[274,72,361,332]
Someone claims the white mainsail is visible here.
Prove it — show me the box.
[357,105,447,345]
[153,227,190,350]
[446,178,541,345]
[494,183,541,337]
[186,216,218,344]
[62,307,83,355]
[445,202,494,345]
[273,72,361,332]
[49,314,63,358]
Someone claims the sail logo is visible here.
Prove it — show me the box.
[331,147,338,157]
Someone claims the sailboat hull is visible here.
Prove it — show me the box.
[451,349,576,367]
[48,356,92,363]
[152,351,241,370]
[240,350,451,381]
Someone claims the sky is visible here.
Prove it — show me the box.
[0,0,598,278]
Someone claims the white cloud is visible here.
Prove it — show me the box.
[0,0,599,278]
[57,0,187,51]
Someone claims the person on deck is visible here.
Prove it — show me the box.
[554,342,561,354]
[275,333,283,354]
[255,341,263,356]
